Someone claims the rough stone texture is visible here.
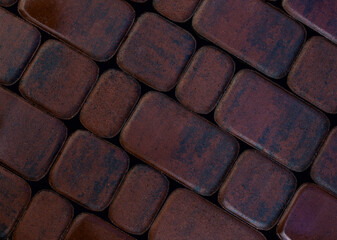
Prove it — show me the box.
[153,0,200,22]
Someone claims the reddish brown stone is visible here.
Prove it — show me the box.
[277,184,337,240]
[80,69,140,138]
[0,87,67,180]
[0,8,40,85]
[117,13,196,91]
[109,165,169,235]
[49,130,129,211]
[12,190,73,240]
[153,0,200,22]
[0,0,17,7]
[192,0,305,79]
[64,213,135,240]
[288,37,337,114]
[0,166,31,239]
[218,150,297,230]
[214,70,329,172]
[149,188,265,240]
[283,0,337,44]
[175,46,234,114]
[19,40,98,119]
[120,91,238,196]
[311,127,337,197]
[18,0,135,61]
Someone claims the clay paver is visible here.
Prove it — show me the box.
[311,127,337,197]
[218,150,297,230]
[0,87,67,180]
[49,130,129,211]
[120,91,238,196]
[277,184,337,240]
[12,190,73,240]
[20,40,98,119]
[175,46,234,114]
[214,70,329,172]
[109,165,169,235]
[192,0,305,79]
[0,0,17,7]
[64,213,135,240]
[0,7,40,85]
[117,13,196,91]
[18,0,135,61]
[153,0,200,22]
[149,188,266,240]
[283,0,337,44]
[0,166,31,239]
[288,36,337,114]
[80,69,140,138]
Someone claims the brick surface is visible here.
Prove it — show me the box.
[0,8,40,85]
[288,37,337,114]
[120,91,238,196]
[175,46,234,114]
[192,0,305,79]
[117,13,196,91]
[80,69,140,138]
[20,40,98,119]
[0,87,67,180]
[214,70,329,172]
[0,0,17,7]
[153,0,200,22]
[18,0,135,61]
[109,165,169,235]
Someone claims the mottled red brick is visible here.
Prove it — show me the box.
[153,0,200,22]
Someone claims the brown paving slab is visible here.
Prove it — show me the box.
[192,0,305,79]
[214,69,329,172]
[0,7,40,85]
[0,87,67,180]
[117,13,196,92]
[80,69,140,138]
[12,190,73,240]
[283,0,337,44]
[0,166,31,239]
[311,127,337,197]
[49,130,129,211]
[175,46,235,114]
[153,0,200,22]
[19,40,98,119]
[64,213,135,240]
[149,188,266,240]
[218,150,297,230]
[18,0,135,61]
[109,164,169,235]
[120,91,239,196]
[277,183,337,240]
[0,0,17,7]
[288,36,337,114]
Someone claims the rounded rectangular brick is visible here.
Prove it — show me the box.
[80,69,140,138]
[0,7,40,85]
[311,127,337,197]
[0,87,67,180]
[288,36,337,114]
[19,40,99,119]
[149,188,265,240]
[120,91,239,196]
[283,0,337,44]
[117,13,196,91]
[192,0,305,79]
[215,70,329,172]
[175,46,235,114]
[277,184,337,240]
[12,190,73,240]
[109,164,169,235]
[64,213,135,240]
[0,166,31,238]
[49,130,129,211]
[0,0,17,7]
[18,0,135,61]
[218,150,297,230]
[153,0,200,22]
